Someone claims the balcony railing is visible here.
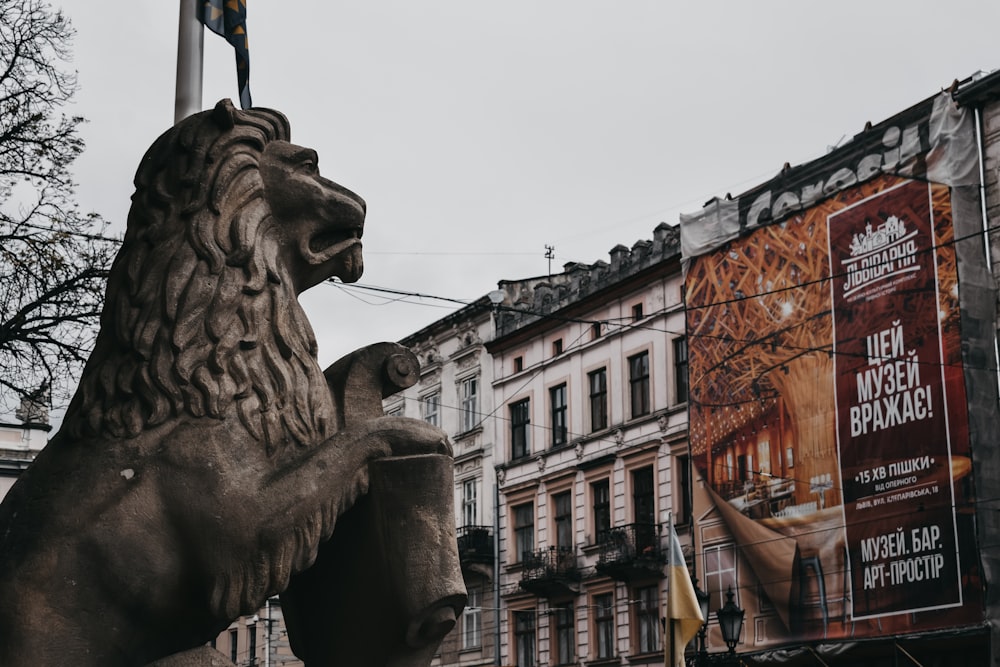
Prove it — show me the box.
[457,525,494,568]
[520,546,580,597]
[595,523,664,581]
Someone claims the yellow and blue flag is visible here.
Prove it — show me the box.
[199,0,252,109]
[666,520,704,667]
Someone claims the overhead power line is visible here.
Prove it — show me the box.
[329,218,997,321]
[324,218,1000,380]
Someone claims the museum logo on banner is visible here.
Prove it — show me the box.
[841,215,921,301]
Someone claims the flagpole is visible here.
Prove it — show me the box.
[666,510,674,667]
[175,0,204,123]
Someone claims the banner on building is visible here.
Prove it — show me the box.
[680,91,983,647]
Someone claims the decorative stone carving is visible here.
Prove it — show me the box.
[657,413,669,432]
[457,325,482,348]
[420,368,442,386]
[0,100,465,666]
[455,351,480,373]
[418,343,442,366]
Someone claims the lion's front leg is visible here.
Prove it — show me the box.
[250,341,465,666]
[255,416,450,586]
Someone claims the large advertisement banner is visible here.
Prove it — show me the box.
[683,159,981,645]
[828,181,963,619]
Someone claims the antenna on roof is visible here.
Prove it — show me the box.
[544,245,555,277]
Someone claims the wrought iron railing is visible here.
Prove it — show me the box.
[597,522,662,565]
[456,524,493,563]
[521,546,579,582]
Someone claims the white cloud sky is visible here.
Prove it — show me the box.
[60,0,1000,367]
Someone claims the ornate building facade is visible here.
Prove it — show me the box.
[487,224,689,667]
[389,297,501,667]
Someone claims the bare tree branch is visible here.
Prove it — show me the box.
[0,0,117,416]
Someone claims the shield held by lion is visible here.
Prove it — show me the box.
[0,100,466,666]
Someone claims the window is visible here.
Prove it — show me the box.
[229,629,238,663]
[248,622,257,664]
[591,322,602,340]
[386,405,403,418]
[514,356,524,373]
[632,466,655,525]
[786,446,795,469]
[632,466,656,553]
[635,585,660,654]
[513,502,534,563]
[674,337,689,404]
[628,351,650,418]
[513,610,536,667]
[675,455,692,526]
[462,479,478,527]
[592,479,611,540]
[549,383,567,447]
[460,376,479,432]
[422,392,440,427]
[462,585,482,649]
[553,491,573,550]
[511,398,530,460]
[758,440,771,475]
[631,302,644,321]
[553,604,575,665]
[552,338,563,355]
[594,592,615,659]
[703,543,738,614]
[588,368,608,432]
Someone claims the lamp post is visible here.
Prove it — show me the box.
[716,587,745,664]
[692,577,710,667]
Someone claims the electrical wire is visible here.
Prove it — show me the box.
[322,218,1000,382]
[325,201,999,319]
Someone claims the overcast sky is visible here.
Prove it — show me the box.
[60,1,1000,370]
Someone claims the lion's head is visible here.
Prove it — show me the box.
[64,100,366,455]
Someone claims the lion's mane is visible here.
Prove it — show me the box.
[65,101,334,455]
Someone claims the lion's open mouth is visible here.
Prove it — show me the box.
[305,227,363,264]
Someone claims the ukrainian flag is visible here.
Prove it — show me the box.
[666,521,703,667]
[199,0,252,109]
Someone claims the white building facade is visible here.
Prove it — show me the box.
[387,297,501,667]
[488,224,690,667]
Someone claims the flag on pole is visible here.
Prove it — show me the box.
[198,0,252,109]
[666,518,703,667]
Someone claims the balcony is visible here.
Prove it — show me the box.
[595,523,664,582]
[520,546,580,597]
[457,525,494,571]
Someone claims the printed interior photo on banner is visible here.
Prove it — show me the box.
[680,90,983,649]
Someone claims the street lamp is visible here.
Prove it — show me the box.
[716,587,745,657]
[692,577,710,666]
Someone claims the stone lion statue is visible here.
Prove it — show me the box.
[0,100,466,666]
